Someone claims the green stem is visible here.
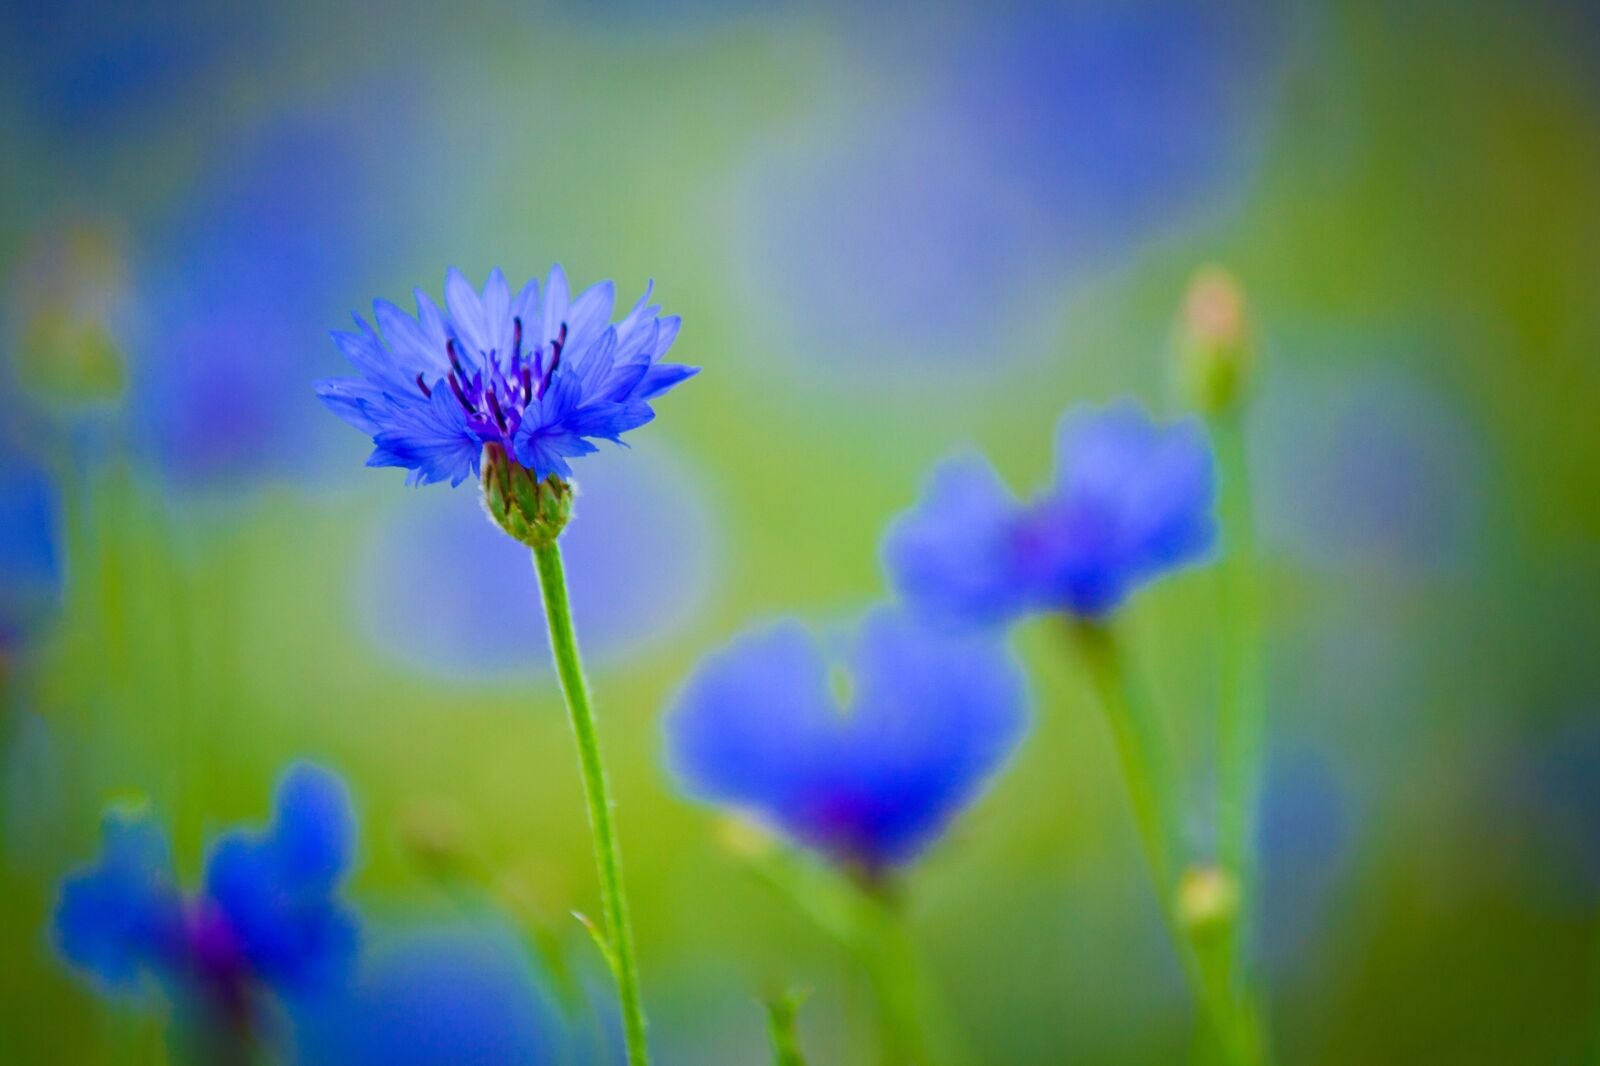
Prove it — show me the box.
[1074,623,1184,897]
[531,542,649,1065]
[764,992,810,1066]
[858,899,934,1066]
[741,846,952,1064]
[1073,621,1251,1065]
[1210,410,1272,1065]
[1212,411,1265,927]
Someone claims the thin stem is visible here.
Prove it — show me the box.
[858,899,934,1066]
[740,845,955,1064]
[1072,621,1253,1066]
[1074,622,1184,895]
[531,542,649,1065]
[1210,409,1272,1065]
[764,992,810,1066]
[1212,410,1265,926]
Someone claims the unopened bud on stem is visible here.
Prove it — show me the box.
[1175,265,1253,416]
[480,443,574,549]
[1177,863,1240,936]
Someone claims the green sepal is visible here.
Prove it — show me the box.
[479,443,574,549]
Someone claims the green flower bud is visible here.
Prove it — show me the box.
[397,795,474,880]
[1175,265,1253,416]
[1177,863,1240,937]
[480,442,574,549]
[8,223,129,407]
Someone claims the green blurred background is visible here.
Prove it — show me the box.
[2,0,1598,1061]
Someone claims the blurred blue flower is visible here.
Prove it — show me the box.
[53,805,185,993]
[53,763,357,1028]
[666,608,1027,872]
[318,267,697,487]
[356,448,714,681]
[1255,749,1351,975]
[740,2,1281,365]
[1,1,268,135]
[884,401,1216,623]
[0,445,62,647]
[1252,361,1483,574]
[292,918,573,1066]
[133,90,430,487]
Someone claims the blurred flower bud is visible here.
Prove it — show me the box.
[397,795,474,880]
[7,222,130,407]
[481,443,574,549]
[1175,265,1253,416]
[1178,863,1240,936]
[492,857,575,929]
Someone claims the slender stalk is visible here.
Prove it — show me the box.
[531,542,649,1065]
[1212,410,1265,931]
[764,992,810,1066]
[1210,408,1272,1065]
[858,898,934,1066]
[740,844,954,1064]
[1072,621,1254,1065]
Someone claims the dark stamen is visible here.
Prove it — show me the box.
[537,322,569,400]
[486,388,507,430]
[447,370,476,414]
[447,339,469,379]
[521,366,533,404]
[415,373,432,398]
[512,317,523,364]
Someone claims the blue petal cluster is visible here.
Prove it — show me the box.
[53,763,357,1013]
[666,608,1027,872]
[883,401,1217,622]
[317,267,697,486]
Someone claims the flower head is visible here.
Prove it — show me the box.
[316,266,696,489]
[54,763,358,1024]
[883,400,1217,623]
[666,608,1027,874]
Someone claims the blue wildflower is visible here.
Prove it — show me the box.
[666,608,1027,873]
[52,806,185,992]
[883,401,1217,623]
[53,763,357,1027]
[316,267,697,488]
[739,4,1279,369]
[141,94,433,488]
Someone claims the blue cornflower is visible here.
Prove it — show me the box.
[883,401,1217,623]
[666,608,1027,874]
[53,763,358,1030]
[316,266,696,488]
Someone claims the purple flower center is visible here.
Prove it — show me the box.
[417,316,568,445]
[183,901,254,1024]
